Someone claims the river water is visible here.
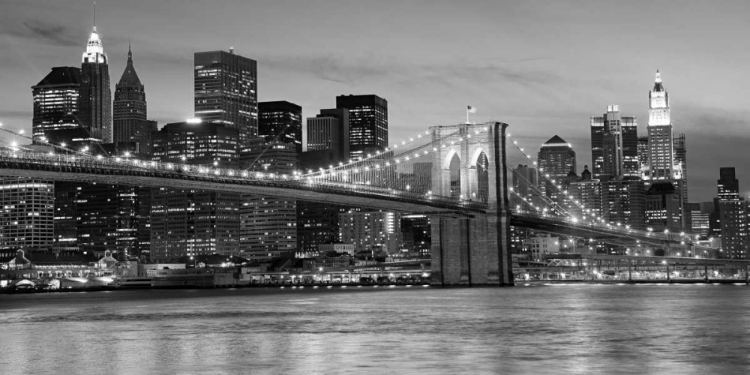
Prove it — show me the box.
[1,284,749,374]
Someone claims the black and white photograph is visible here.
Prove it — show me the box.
[1,1,750,373]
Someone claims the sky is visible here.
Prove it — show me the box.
[1,0,749,202]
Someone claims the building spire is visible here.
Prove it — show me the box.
[655,69,661,83]
[93,1,97,32]
[128,39,132,63]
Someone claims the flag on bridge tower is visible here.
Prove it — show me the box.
[466,105,477,124]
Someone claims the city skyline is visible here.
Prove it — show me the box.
[1,0,750,201]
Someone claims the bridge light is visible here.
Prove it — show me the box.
[96,155,103,160]
[61,142,66,148]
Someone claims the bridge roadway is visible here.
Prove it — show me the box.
[511,212,717,252]
[0,150,488,215]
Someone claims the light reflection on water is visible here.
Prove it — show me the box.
[1,285,749,374]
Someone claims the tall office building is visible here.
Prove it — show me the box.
[336,95,387,159]
[0,178,54,252]
[113,45,156,155]
[258,101,302,151]
[239,139,298,259]
[79,23,112,143]
[674,133,688,200]
[646,70,676,181]
[538,135,577,179]
[150,121,241,260]
[716,168,747,258]
[31,67,82,144]
[194,49,257,147]
[590,105,638,179]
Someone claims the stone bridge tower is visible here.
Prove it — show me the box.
[429,122,513,286]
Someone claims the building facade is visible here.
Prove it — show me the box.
[258,101,302,151]
[113,45,156,156]
[336,95,387,159]
[716,167,747,258]
[79,25,112,143]
[150,121,241,260]
[194,49,257,148]
[239,139,298,259]
[590,105,638,179]
[0,178,54,252]
[31,67,82,144]
[339,210,401,255]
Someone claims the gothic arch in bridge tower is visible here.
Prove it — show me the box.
[431,125,496,206]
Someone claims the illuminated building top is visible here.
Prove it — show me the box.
[648,69,670,126]
[82,27,107,64]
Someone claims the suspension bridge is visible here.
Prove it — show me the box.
[0,121,717,286]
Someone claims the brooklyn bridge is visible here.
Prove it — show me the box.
[0,122,717,286]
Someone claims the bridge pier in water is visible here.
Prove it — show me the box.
[429,122,514,286]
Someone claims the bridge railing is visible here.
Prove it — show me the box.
[0,150,490,212]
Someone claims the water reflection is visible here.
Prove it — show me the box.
[1,286,749,374]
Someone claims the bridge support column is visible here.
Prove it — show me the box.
[430,214,492,286]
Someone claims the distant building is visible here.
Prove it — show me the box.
[239,139,298,260]
[511,164,538,210]
[400,214,431,256]
[524,234,560,261]
[194,49,257,148]
[600,178,645,230]
[715,167,747,259]
[303,108,350,167]
[31,67,82,144]
[568,166,601,220]
[538,135,576,202]
[297,108,353,252]
[79,24,112,143]
[645,182,683,232]
[0,178,54,252]
[258,101,302,151]
[113,45,156,156]
[590,105,638,179]
[688,202,712,236]
[339,211,401,254]
[150,120,241,260]
[336,94,388,159]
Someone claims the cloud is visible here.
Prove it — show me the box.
[1,20,81,47]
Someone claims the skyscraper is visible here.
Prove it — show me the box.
[113,45,156,155]
[538,135,576,180]
[590,105,638,179]
[79,23,112,143]
[194,49,257,147]
[258,101,302,151]
[336,94,387,159]
[31,67,81,144]
[647,70,675,181]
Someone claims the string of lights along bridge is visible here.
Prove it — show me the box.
[0,120,716,253]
